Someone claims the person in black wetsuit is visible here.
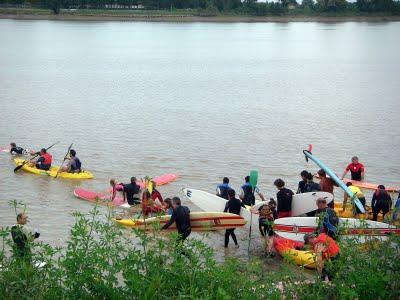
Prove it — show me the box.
[216,177,231,199]
[297,170,309,194]
[239,176,265,206]
[11,213,40,263]
[162,197,191,246]
[304,172,320,193]
[9,142,25,155]
[371,185,392,221]
[223,189,245,248]
[122,177,141,205]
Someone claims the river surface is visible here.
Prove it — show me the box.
[0,20,399,259]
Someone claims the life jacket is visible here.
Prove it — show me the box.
[71,157,81,171]
[217,183,230,200]
[313,233,340,259]
[41,153,52,165]
[242,183,255,206]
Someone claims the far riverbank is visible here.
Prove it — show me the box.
[1,8,400,22]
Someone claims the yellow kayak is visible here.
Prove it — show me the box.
[274,237,316,269]
[14,158,93,179]
[334,202,387,221]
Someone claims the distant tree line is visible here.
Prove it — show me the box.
[1,0,399,15]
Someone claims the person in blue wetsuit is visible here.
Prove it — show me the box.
[239,176,265,206]
[216,177,231,199]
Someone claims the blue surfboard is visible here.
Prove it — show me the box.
[303,149,365,214]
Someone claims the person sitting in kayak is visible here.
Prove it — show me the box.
[304,172,320,193]
[239,176,265,206]
[30,148,52,170]
[274,178,294,218]
[9,142,25,155]
[371,185,392,221]
[304,233,340,281]
[258,199,278,257]
[315,198,338,240]
[297,170,309,194]
[60,149,82,173]
[343,182,366,214]
[122,177,141,206]
[216,177,231,199]
[341,156,365,181]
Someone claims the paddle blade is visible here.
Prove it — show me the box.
[13,163,24,173]
[250,170,258,190]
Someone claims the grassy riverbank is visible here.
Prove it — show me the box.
[1,204,400,299]
[1,8,400,22]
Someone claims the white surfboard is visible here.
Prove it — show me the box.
[292,192,333,216]
[249,192,333,217]
[183,188,259,229]
[273,217,399,242]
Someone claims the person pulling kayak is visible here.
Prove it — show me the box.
[216,177,231,199]
[9,142,26,155]
[59,149,82,173]
[371,185,392,221]
[341,156,365,181]
[343,182,366,214]
[239,176,265,206]
[29,148,52,170]
[122,177,141,206]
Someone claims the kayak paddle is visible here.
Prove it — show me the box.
[14,141,60,173]
[248,170,258,255]
[55,143,73,179]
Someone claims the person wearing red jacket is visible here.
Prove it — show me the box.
[341,156,365,181]
[30,148,52,170]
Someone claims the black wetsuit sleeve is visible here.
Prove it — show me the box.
[224,201,229,213]
[162,210,177,230]
[371,194,377,208]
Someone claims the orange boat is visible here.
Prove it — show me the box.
[342,179,398,193]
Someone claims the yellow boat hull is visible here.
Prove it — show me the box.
[14,158,93,179]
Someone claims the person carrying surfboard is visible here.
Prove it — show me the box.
[216,177,231,200]
[223,189,245,249]
[274,179,294,218]
[341,156,365,181]
[162,197,191,255]
[304,233,340,281]
[239,176,265,205]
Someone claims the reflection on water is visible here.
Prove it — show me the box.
[0,20,399,259]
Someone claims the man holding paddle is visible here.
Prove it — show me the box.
[29,148,53,170]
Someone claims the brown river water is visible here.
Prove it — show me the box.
[0,20,399,261]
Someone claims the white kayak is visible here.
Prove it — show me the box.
[273,217,400,242]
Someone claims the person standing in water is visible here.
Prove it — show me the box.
[223,189,245,248]
[216,177,231,199]
[239,176,265,206]
[122,177,141,206]
[297,170,309,194]
[274,179,294,218]
[371,185,392,221]
[9,142,25,155]
[341,156,365,181]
